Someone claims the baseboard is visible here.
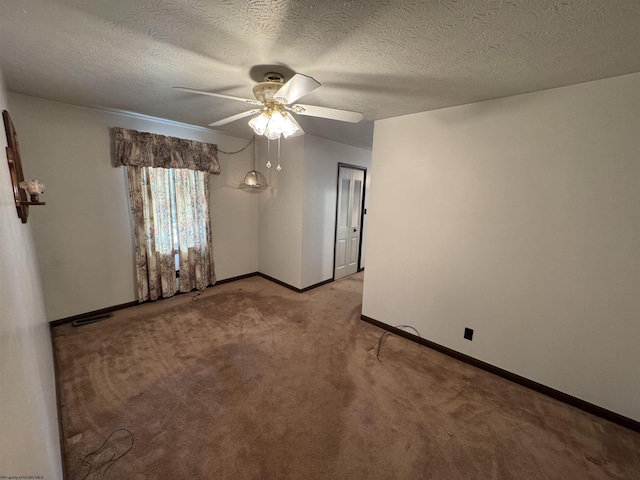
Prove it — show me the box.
[49,301,140,327]
[48,327,68,480]
[300,278,334,292]
[215,271,260,285]
[49,272,338,327]
[49,272,261,327]
[360,314,640,433]
[256,273,333,293]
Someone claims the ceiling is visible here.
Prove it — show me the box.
[1,0,640,150]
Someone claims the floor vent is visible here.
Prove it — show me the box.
[72,313,113,327]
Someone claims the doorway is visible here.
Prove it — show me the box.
[334,164,366,280]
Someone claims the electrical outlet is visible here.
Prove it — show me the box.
[464,328,474,341]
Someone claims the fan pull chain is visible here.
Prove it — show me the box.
[266,139,272,168]
[276,137,282,171]
[251,135,256,169]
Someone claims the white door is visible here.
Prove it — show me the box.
[334,166,365,280]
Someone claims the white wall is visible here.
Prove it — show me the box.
[258,136,305,288]
[302,135,371,288]
[0,71,62,479]
[257,135,372,290]
[9,94,259,321]
[363,72,640,421]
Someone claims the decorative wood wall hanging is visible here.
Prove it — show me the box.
[3,109,44,223]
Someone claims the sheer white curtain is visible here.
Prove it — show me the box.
[173,168,215,293]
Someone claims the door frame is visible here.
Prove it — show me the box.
[333,163,367,280]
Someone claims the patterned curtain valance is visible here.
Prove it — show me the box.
[111,127,220,174]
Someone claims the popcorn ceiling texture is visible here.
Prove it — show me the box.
[1,0,640,148]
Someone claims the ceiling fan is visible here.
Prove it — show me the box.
[174,72,363,140]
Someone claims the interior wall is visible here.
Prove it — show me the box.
[301,135,371,288]
[0,71,62,478]
[256,135,372,290]
[257,136,305,289]
[362,72,640,421]
[8,93,259,321]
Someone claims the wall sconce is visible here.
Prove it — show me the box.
[3,110,45,223]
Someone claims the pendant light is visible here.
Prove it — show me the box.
[241,136,267,189]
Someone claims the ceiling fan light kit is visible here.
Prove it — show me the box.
[174,71,363,141]
[177,70,364,185]
[248,106,300,140]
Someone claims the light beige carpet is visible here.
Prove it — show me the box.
[52,273,640,479]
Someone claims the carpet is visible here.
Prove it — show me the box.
[52,273,640,479]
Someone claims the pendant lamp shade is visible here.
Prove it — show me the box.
[248,112,269,135]
[241,169,267,189]
[241,136,267,189]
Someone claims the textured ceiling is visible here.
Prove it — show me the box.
[1,0,640,149]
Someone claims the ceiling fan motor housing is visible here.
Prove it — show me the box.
[253,81,285,102]
[264,72,284,83]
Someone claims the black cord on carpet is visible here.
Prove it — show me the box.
[76,428,134,480]
[376,324,422,363]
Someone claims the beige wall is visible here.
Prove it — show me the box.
[0,72,62,478]
[257,135,372,290]
[9,93,259,321]
[257,136,306,288]
[302,135,371,287]
[363,72,640,421]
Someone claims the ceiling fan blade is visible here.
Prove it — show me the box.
[174,87,262,106]
[291,104,363,123]
[209,109,262,127]
[274,74,321,104]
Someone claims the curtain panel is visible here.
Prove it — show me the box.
[173,169,216,293]
[127,167,176,301]
[111,127,221,175]
[126,166,216,302]
[112,127,218,302]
